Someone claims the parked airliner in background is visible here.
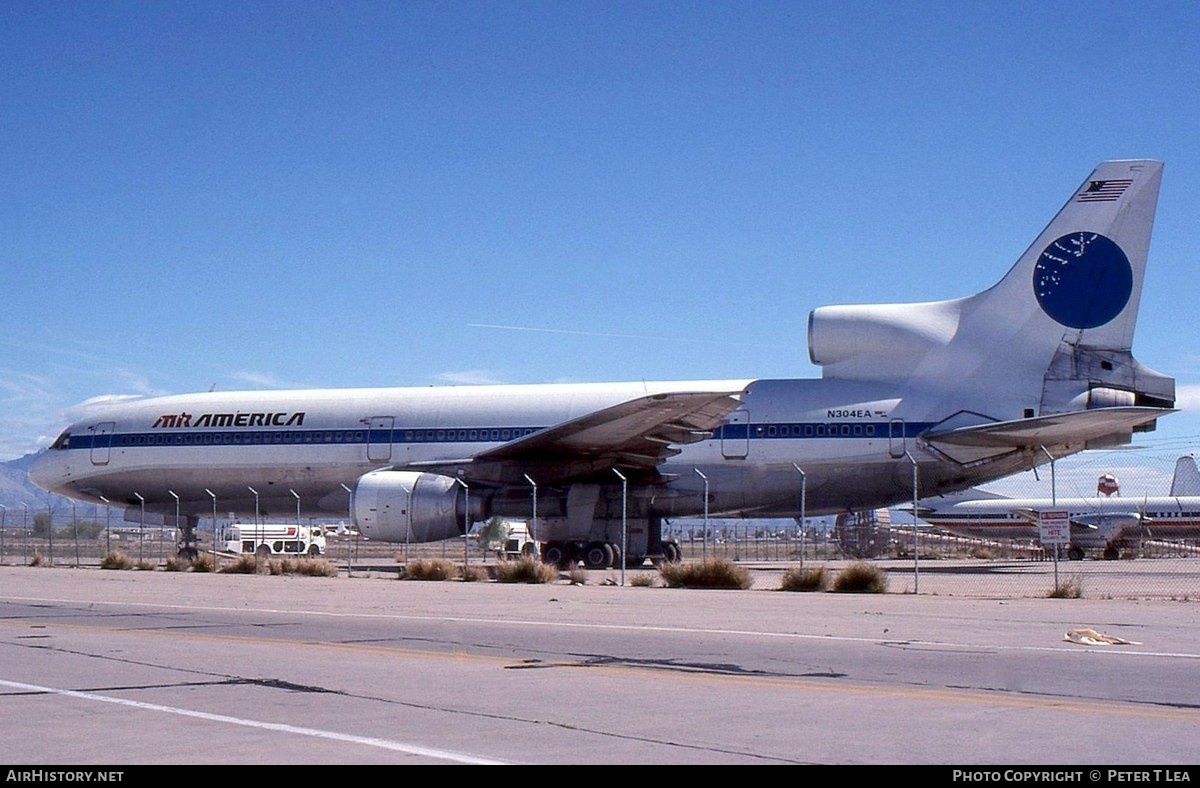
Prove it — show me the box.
[30,160,1176,567]
[915,455,1200,560]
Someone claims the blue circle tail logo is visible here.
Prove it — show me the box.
[1033,232,1132,329]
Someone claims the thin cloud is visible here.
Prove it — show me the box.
[435,370,507,385]
[65,394,147,417]
[1174,384,1200,413]
[224,371,306,390]
[468,323,791,349]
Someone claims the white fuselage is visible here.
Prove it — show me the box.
[28,376,1037,525]
[921,495,1200,550]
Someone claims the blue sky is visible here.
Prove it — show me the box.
[3,1,1200,477]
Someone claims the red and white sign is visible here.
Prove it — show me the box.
[1038,510,1071,545]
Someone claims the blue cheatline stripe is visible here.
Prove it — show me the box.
[56,421,936,451]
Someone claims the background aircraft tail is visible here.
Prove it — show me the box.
[809,160,1175,423]
[1170,456,1200,497]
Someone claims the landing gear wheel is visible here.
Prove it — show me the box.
[1067,545,1085,561]
[583,542,615,569]
[664,541,682,563]
[1103,546,1120,561]
[543,543,569,569]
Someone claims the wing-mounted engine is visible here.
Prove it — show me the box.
[352,470,486,543]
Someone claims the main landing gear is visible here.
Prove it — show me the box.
[539,540,683,570]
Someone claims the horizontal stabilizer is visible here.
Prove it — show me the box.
[923,406,1172,449]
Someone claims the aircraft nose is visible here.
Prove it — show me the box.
[28,450,64,493]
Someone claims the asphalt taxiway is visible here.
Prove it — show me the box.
[2,564,1199,765]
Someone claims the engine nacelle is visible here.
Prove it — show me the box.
[352,470,483,543]
[807,301,960,381]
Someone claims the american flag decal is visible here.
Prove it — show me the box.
[1076,178,1133,202]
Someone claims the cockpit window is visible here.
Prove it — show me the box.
[51,431,71,450]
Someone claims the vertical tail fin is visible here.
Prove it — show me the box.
[970,159,1161,356]
[950,159,1173,418]
[809,160,1174,422]
[1170,456,1200,497]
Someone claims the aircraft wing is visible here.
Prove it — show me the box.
[995,507,1102,533]
[402,388,746,486]
[1070,512,1144,538]
[1007,509,1142,539]
[923,407,1173,449]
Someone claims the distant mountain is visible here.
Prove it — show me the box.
[0,453,78,512]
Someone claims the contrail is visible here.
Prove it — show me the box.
[467,323,789,348]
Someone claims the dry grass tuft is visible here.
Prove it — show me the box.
[460,564,487,582]
[400,558,460,581]
[285,558,338,577]
[779,565,829,592]
[831,561,888,593]
[220,554,260,574]
[659,558,752,590]
[99,550,133,570]
[494,557,559,584]
[1047,575,1084,598]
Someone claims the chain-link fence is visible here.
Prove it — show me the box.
[671,449,1200,598]
[6,449,1199,598]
